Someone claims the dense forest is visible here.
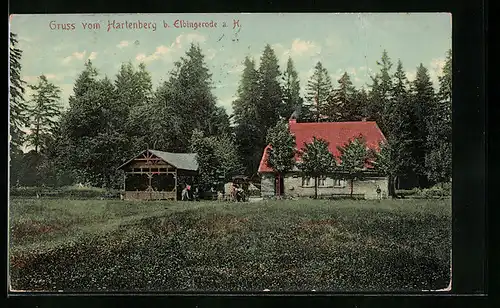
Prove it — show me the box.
[9,32,452,191]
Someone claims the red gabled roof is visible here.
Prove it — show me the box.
[258,120,386,173]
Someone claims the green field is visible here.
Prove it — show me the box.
[9,198,451,292]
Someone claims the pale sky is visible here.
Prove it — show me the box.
[10,13,451,115]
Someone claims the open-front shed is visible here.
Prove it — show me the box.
[117,149,198,201]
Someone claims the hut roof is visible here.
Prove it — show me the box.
[117,149,198,171]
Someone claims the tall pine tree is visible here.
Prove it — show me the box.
[387,59,415,190]
[233,56,260,124]
[9,32,28,186]
[328,72,359,121]
[233,56,262,175]
[281,57,303,119]
[257,44,283,131]
[355,86,370,120]
[26,75,62,153]
[425,49,452,184]
[305,61,333,122]
[168,43,226,147]
[9,32,28,150]
[410,63,436,187]
[369,50,393,134]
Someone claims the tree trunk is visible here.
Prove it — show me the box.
[276,173,280,197]
[388,175,397,198]
[105,172,111,190]
[350,178,354,197]
[35,118,40,153]
[314,176,318,199]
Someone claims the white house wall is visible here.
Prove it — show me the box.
[260,174,389,199]
[260,173,275,198]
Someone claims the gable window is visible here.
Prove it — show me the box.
[334,179,346,188]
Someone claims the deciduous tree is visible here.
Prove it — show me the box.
[298,137,336,199]
[337,136,372,197]
[265,119,297,196]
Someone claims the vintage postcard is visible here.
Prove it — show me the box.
[8,13,452,292]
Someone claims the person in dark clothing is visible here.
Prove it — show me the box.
[193,186,200,201]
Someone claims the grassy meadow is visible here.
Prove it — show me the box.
[8,197,451,292]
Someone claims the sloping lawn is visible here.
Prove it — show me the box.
[9,198,451,292]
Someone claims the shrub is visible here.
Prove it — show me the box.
[420,185,451,198]
[396,183,451,199]
[10,186,120,199]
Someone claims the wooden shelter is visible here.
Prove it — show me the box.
[117,149,198,201]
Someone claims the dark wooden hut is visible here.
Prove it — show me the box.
[117,149,198,201]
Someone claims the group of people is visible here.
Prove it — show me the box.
[181,184,200,201]
[230,183,246,202]
[180,182,248,202]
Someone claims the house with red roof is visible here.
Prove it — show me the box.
[258,117,389,199]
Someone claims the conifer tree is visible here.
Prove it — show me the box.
[169,43,227,147]
[369,50,393,134]
[26,75,62,153]
[281,57,303,119]
[305,62,333,122]
[355,87,370,120]
[425,49,452,184]
[410,63,436,187]
[233,56,260,125]
[233,56,262,175]
[257,44,283,130]
[387,59,416,185]
[9,32,28,149]
[328,72,359,121]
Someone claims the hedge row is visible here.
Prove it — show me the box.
[10,186,121,199]
[397,183,452,199]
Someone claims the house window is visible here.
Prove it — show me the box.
[318,176,327,187]
[334,179,346,188]
[302,177,312,187]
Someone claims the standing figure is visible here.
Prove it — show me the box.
[376,185,382,200]
[193,186,200,201]
[231,183,237,202]
[181,185,189,201]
